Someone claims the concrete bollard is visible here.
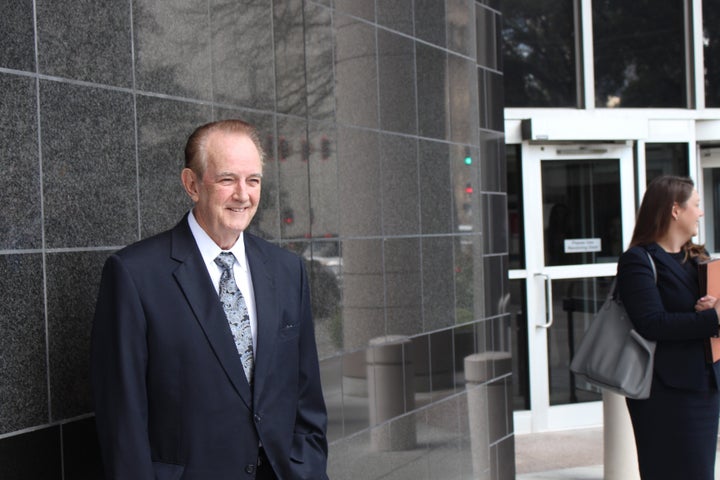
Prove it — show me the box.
[366,335,416,451]
[603,391,640,480]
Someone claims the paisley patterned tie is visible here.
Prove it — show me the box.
[215,252,254,384]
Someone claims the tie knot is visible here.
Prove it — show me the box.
[214,252,236,271]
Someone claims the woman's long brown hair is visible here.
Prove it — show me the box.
[629,175,708,262]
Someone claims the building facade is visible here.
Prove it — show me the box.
[0,1,510,479]
[504,0,720,434]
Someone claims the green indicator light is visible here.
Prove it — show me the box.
[464,156,472,165]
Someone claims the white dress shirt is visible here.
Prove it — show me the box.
[187,210,258,353]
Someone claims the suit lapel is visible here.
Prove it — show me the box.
[170,218,253,409]
[645,243,698,295]
[245,234,279,404]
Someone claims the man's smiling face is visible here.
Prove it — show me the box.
[184,130,263,249]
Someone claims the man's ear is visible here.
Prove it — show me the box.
[181,168,200,202]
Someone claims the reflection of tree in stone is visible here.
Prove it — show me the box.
[273,0,335,118]
[132,0,340,316]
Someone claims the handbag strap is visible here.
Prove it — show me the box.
[611,249,657,300]
[645,250,657,283]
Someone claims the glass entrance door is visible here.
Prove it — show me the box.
[511,143,636,433]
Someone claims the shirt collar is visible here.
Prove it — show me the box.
[187,210,247,272]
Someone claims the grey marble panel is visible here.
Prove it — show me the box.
[277,116,311,239]
[333,0,375,22]
[304,241,342,354]
[307,122,339,238]
[47,251,107,421]
[484,193,508,254]
[0,0,35,71]
[340,349,371,434]
[133,0,211,99]
[377,29,417,135]
[428,329,456,395]
[493,436,517,480]
[40,81,137,248]
[416,43,448,140]
[415,0,447,48]
[490,315,512,360]
[136,95,210,239]
[334,15,378,129]
[479,68,505,131]
[454,238,477,325]
[320,356,343,441]
[380,133,420,236]
[418,139,452,234]
[326,429,372,480]
[36,0,132,87]
[483,254,507,317]
[421,236,455,330]
[424,397,463,480]
[377,0,414,36]
[341,239,385,349]
[479,131,505,193]
[0,254,48,434]
[384,237,422,336]
[487,70,505,131]
[476,5,499,70]
[447,0,476,58]
[304,3,335,121]
[487,378,510,443]
[0,74,41,250]
[413,333,432,394]
[453,323,478,372]
[274,0,307,116]
[450,143,480,232]
[210,0,274,109]
[0,426,61,480]
[448,54,479,144]
[337,127,381,237]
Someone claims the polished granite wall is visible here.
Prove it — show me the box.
[0,1,509,479]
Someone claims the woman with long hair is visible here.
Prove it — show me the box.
[617,175,720,478]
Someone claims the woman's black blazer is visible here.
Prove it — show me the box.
[617,242,720,391]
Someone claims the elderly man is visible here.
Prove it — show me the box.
[91,119,329,480]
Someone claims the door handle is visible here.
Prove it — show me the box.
[534,273,553,328]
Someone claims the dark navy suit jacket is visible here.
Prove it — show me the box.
[617,242,720,391]
[91,215,328,479]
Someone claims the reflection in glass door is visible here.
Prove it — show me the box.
[512,143,635,433]
[701,148,720,256]
[542,160,623,266]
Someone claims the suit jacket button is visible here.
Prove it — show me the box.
[254,414,261,422]
[245,464,256,474]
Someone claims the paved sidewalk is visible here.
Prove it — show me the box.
[515,428,603,479]
[515,427,720,479]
